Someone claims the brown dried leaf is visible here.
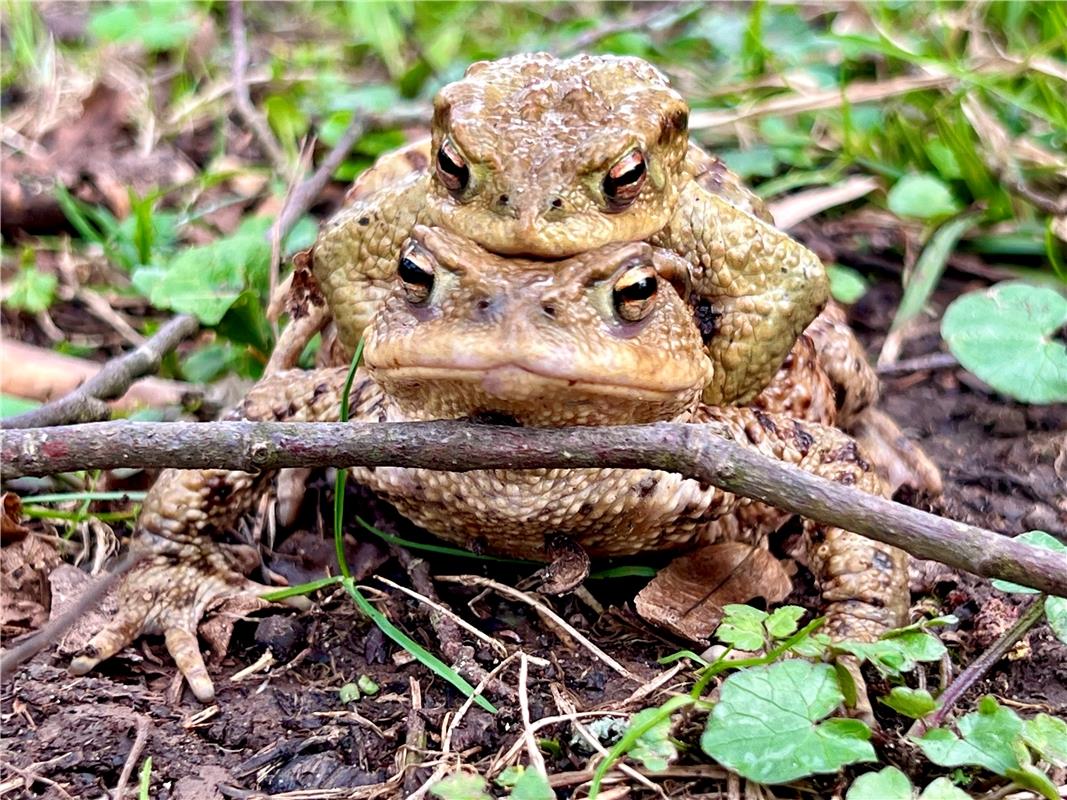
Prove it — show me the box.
[2,534,62,633]
[635,542,792,642]
[1,493,30,542]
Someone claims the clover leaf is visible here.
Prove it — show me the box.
[914,696,1022,774]
[942,282,1067,404]
[701,661,875,783]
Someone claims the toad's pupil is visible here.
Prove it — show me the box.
[437,145,469,191]
[399,256,433,287]
[607,159,645,191]
[615,274,656,303]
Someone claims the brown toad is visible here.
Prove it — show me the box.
[71,227,907,702]
[306,53,938,490]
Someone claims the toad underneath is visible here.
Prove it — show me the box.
[71,226,909,703]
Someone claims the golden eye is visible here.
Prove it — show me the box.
[436,138,469,194]
[612,264,657,322]
[603,149,646,211]
[397,244,435,304]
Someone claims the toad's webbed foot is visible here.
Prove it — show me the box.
[70,535,309,702]
[69,368,377,700]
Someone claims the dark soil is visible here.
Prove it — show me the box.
[2,280,1065,800]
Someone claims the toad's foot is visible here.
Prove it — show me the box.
[68,368,367,699]
[69,536,309,702]
[850,407,942,496]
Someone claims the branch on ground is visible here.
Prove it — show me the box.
[1,314,200,430]
[3,419,1064,597]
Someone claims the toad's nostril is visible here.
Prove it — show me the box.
[477,299,491,312]
[550,197,564,210]
[542,304,556,318]
[498,194,509,206]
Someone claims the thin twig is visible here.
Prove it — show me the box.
[4,419,1065,597]
[518,654,548,777]
[375,574,508,658]
[438,574,641,683]
[270,106,427,242]
[1,314,199,429]
[876,351,959,377]
[228,0,287,172]
[110,715,149,800]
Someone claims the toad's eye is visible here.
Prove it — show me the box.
[612,264,657,322]
[436,138,469,194]
[603,149,646,211]
[398,245,435,304]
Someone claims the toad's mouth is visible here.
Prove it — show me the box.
[371,363,692,403]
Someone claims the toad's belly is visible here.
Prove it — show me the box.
[351,464,766,559]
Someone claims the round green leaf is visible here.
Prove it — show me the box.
[880,687,940,719]
[1022,713,1067,768]
[846,766,913,800]
[887,174,961,221]
[942,283,1067,404]
[919,778,973,799]
[828,264,870,304]
[701,661,875,784]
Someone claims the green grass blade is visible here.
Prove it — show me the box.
[18,491,148,504]
[354,515,533,565]
[333,336,365,580]
[261,575,343,602]
[341,576,496,713]
[890,212,981,333]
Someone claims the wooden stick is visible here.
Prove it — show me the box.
[1,315,199,429]
[3,419,1065,597]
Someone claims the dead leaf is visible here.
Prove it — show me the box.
[635,542,792,641]
[2,535,62,634]
[50,563,118,655]
[1,493,30,542]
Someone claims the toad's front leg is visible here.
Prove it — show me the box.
[70,367,381,701]
[704,406,910,641]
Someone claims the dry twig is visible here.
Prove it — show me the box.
[228,0,287,172]
[3,419,1065,597]
[1,314,199,429]
[110,716,150,800]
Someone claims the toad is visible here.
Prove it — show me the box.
[71,227,907,702]
[306,53,939,491]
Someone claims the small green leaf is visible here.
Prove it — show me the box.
[89,1,198,52]
[357,675,380,696]
[942,283,1067,405]
[1022,713,1067,767]
[1045,596,1067,645]
[914,696,1022,776]
[1004,762,1060,800]
[835,629,946,677]
[887,174,961,220]
[339,683,360,703]
[880,687,939,719]
[133,218,272,325]
[846,766,912,800]
[715,604,768,651]
[495,766,525,789]
[138,756,152,800]
[628,706,678,772]
[509,769,553,800]
[430,771,492,800]
[4,267,57,314]
[701,661,875,784]
[765,606,805,639]
[918,778,973,799]
[828,264,869,304]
